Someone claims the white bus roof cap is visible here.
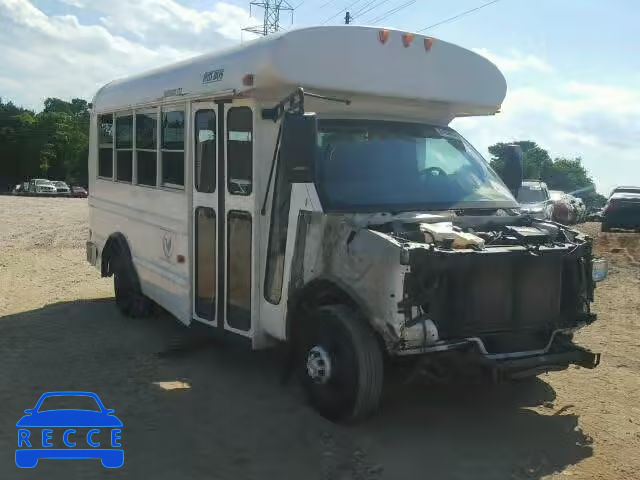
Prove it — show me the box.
[93,25,506,117]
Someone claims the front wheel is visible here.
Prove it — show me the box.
[297,305,384,422]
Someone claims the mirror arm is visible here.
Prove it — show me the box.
[261,87,350,122]
[261,123,283,216]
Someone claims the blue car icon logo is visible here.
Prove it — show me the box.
[16,391,123,468]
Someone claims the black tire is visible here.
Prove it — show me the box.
[297,304,384,422]
[113,255,153,318]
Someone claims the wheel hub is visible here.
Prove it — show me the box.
[306,346,332,384]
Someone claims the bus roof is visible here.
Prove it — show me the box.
[92,26,506,118]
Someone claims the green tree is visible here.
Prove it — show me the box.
[0,97,90,189]
[488,140,605,209]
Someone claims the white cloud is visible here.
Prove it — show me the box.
[58,0,84,7]
[58,0,254,49]
[473,47,553,73]
[453,78,640,195]
[0,0,254,109]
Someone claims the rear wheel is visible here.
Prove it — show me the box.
[297,305,384,422]
[113,255,153,318]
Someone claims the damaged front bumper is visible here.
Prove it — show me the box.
[397,329,601,380]
[485,344,600,380]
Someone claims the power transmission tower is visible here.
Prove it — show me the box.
[243,1,294,36]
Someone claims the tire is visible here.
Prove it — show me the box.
[113,255,153,318]
[296,304,384,422]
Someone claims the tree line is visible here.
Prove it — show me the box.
[1,97,89,190]
[488,141,607,209]
[0,96,606,208]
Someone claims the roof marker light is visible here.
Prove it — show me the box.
[424,37,434,52]
[402,33,414,48]
[378,29,390,44]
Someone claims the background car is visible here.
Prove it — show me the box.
[28,179,57,194]
[70,186,88,198]
[586,207,604,222]
[567,195,587,223]
[611,186,640,196]
[549,190,576,224]
[602,189,640,232]
[517,180,554,220]
[52,181,70,195]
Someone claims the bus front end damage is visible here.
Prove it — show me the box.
[291,212,604,381]
[398,221,602,379]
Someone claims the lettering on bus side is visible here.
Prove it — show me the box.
[202,69,224,84]
[164,87,183,97]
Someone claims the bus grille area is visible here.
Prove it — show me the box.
[403,243,595,354]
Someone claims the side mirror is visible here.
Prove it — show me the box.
[24,409,33,414]
[280,112,317,183]
[502,144,523,197]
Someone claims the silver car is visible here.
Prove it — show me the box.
[517,180,554,220]
[29,179,57,194]
[53,181,71,195]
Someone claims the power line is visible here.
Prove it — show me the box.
[355,0,394,20]
[418,0,502,32]
[322,0,364,24]
[369,0,415,24]
[352,0,382,17]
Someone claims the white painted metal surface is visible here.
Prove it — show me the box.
[92,26,506,118]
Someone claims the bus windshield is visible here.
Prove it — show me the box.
[315,120,517,212]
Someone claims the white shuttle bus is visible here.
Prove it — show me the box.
[87,26,603,421]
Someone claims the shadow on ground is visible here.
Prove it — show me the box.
[0,299,593,479]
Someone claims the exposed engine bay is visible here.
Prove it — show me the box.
[290,209,603,380]
[369,211,601,376]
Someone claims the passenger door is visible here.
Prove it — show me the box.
[222,101,254,337]
[192,102,218,325]
[191,100,254,337]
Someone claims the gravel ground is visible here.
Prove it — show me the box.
[0,196,638,479]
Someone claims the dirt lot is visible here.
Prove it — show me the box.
[1,196,639,479]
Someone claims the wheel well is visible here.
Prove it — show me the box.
[101,232,131,277]
[287,279,386,352]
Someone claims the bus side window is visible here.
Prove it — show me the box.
[227,107,253,195]
[162,110,185,188]
[227,211,252,331]
[115,114,133,183]
[194,110,216,193]
[98,114,113,179]
[195,207,216,320]
[136,110,157,187]
[264,149,292,304]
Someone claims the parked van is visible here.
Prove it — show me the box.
[86,26,605,421]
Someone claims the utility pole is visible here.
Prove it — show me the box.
[243,1,294,37]
[344,11,351,24]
